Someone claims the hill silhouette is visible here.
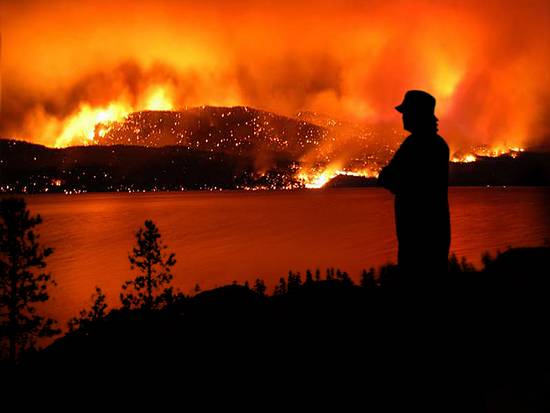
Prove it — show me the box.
[0,139,298,191]
[14,247,550,411]
[2,138,549,193]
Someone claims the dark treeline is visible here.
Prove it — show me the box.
[0,139,299,192]
[2,139,550,193]
[1,197,549,410]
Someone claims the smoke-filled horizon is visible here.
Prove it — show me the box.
[1,0,549,152]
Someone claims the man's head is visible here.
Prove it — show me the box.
[395,90,438,133]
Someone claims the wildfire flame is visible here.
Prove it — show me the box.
[54,102,132,147]
[3,1,548,153]
[450,146,525,163]
[297,166,379,189]
[54,85,175,147]
[298,145,526,188]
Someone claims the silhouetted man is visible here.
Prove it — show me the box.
[378,90,450,284]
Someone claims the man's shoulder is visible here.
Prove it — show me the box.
[399,134,415,149]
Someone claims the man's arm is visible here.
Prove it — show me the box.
[377,145,406,194]
[377,164,397,193]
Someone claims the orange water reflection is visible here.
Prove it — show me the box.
[25,187,550,331]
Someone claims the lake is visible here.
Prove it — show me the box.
[23,187,550,327]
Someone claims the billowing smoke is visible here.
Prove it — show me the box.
[1,0,549,151]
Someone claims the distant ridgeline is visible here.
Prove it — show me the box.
[0,139,299,192]
[1,138,550,193]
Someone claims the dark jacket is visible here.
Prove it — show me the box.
[378,132,451,273]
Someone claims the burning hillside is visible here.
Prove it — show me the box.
[3,99,529,189]
[63,104,525,188]
[2,0,548,158]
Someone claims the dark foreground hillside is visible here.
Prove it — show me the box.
[10,247,550,410]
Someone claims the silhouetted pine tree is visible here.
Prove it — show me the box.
[274,277,287,295]
[315,269,321,282]
[287,271,302,292]
[305,269,313,285]
[0,197,60,363]
[253,279,266,296]
[360,268,377,289]
[67,287,108,333]
[449,253,476,274]
[120,220,176,310]
[335,269,353,285]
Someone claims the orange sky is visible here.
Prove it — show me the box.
[1,0,549,150]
